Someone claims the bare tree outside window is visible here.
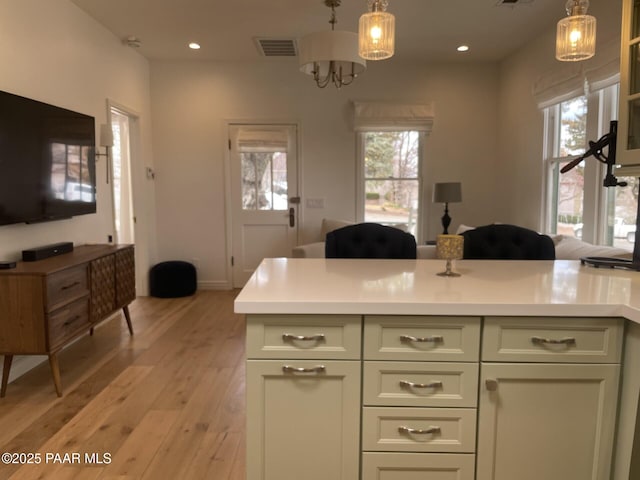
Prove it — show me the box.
[241,151,288,210]
[363,131,420,236]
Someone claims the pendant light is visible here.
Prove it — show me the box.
[556,0,596,62]
[299,0,366,89]
[359,0,395,60]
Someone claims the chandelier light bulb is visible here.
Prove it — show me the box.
[370,25,382,41]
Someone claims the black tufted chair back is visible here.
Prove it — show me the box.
[325,223,417,259]
[461,224,555,260]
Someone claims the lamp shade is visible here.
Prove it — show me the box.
[556,0,596,62]
[100,124,114,147]
[298,30,366,76]
[359,6,395,60]
[433,182,462,204]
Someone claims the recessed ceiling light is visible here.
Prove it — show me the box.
[457,45,470,52]
[189,42,201,50]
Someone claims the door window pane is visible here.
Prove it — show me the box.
[241,151,288,210]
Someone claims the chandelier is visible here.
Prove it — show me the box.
[556,0,596,62]
[298,0,366,88]
[359,0,395,60]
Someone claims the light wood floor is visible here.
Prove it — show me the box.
[0,290,246,480]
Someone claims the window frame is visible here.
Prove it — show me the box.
[356,130,425,243]
[542,83,620,246]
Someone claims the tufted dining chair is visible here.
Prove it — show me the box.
[325,223,417,259]
[461,224,556,260]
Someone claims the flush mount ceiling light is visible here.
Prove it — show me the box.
[556,0,596,62]
[298,0,366,89]
[188,42,201,50]
[457,45,470,52]
[358,0,395,60]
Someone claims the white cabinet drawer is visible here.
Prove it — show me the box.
[362,452,475,479]
[246,314,361,359]
[363,361,479,407]
[482,317,624,363]
[364,315,480,361]
[362,407,476,453]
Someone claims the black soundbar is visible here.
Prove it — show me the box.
[22,242,74,262]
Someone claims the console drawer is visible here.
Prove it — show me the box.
[364,315,480,361]
[362,407,477,453]
[48,296,90,350]
[363,361,479,407]
[246,314,361,359]
[482,317,624,363]
[46,265,89,310]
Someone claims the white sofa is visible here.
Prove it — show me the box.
[292,219,633,261]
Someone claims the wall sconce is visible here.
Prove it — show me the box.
[556,0,596,62]
[95,124,114,184]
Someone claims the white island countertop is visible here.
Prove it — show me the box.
[234,258,640,323]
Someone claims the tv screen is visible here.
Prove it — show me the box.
[0,90,96,227]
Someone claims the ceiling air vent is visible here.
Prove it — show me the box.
[255,38,298,57]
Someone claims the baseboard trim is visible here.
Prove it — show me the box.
[198,280,232,290]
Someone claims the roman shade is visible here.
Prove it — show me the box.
[352,101,434,132]
[533,39,620,109]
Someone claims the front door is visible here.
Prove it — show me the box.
[229,124,298,287]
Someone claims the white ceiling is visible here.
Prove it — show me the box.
[70,0,621,63]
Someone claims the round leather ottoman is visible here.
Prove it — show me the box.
[149,261,197,298]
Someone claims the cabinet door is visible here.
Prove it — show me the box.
[115,247,135,307]
[617,0,640,169]
[477,363,620,480]
[89,254,116,323]
[246,360,360,480]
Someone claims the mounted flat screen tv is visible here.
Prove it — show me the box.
[0,90,96,227]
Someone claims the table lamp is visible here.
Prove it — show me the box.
[433,182,462,234]
[436,234,464,277]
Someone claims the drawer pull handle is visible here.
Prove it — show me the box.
[63,315,81,327]
[398,425,441,435]
[61,281,80,291]
[400,335,444,343]
[282,365,326,374]
[282,333,326,342]
[399,380,443,389]
[531,336,576,346]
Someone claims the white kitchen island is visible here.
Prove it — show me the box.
[235,258,640,480]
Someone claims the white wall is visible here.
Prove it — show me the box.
[0,0,156,288]
[150,58,501,287]
[0,0,156,380]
